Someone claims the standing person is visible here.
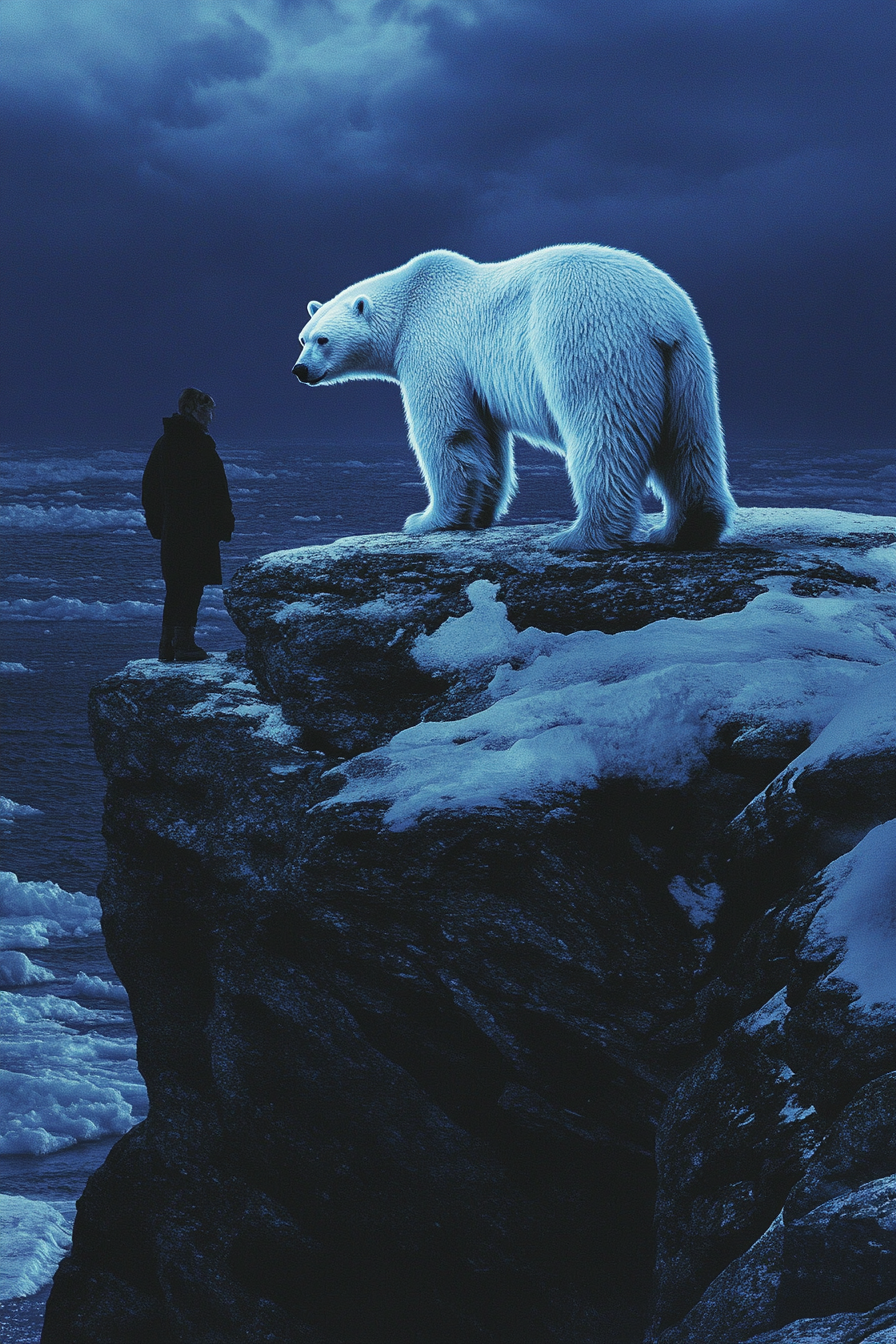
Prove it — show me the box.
[142,388,235,663]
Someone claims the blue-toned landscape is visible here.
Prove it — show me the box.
[2,0,893,1335]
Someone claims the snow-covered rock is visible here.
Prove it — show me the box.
[726,662,896,905]
[652,826,896,1341]
[43,513,896,1344]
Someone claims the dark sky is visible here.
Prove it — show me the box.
[2,0,893,446]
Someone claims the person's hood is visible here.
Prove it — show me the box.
[162,413,209,438]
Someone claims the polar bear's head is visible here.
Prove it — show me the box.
[293,294,375,386]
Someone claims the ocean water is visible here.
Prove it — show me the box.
[0,432,893,1340]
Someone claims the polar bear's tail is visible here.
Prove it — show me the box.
[647,332,736,549]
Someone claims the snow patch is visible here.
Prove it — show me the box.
[784,661,896,780]
[806,820,896,1010]
[725,508,896,547]
[185,690,301,745]
[668,876,725,928]
[122,652,230,677]
[779,1097,817,1124]
[740,989,791,1035]
[846,544,896,590]
[324,582,895,830]
[275,599,323,621]
[412,579,560,675]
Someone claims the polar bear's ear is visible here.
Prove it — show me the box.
[307,301,322,316]
[352,295,373,318]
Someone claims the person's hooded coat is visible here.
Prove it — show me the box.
[142,414,235,586]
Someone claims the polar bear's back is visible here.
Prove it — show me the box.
[443,245,707,435]
[474,245,701,345]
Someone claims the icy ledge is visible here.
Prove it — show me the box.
[41,511,896,1344]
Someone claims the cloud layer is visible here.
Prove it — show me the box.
[2,0,893,442]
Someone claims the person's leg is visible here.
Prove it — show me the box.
[158,583,185,662]
[171,582,207,661]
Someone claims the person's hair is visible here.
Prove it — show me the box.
[177,387,216,420]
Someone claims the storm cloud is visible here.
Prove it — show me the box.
[1,0,893,443]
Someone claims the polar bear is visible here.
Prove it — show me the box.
[293,246,736,551]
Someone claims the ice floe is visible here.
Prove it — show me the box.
[0,993,146,1154]
[0,872,101,949]
[0,1194,77,1299]
[0,595,160,621]
[0,951,55,987]
[0,455,142,489]
[0,504,146,531]
[0,797,42,825]
[66,972,129,1002]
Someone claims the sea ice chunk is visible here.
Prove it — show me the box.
[0,797,42,825]
[0,1194,76,1299]
[0,992,146,1154]
[0,951,54,986]
[68,971,129,1002]
[0,872,101,949]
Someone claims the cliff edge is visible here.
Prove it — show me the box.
[43,512,896,1344]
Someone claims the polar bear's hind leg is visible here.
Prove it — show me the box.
[546,363,661,552]
[548,422,654,552]
[645,335,735,549]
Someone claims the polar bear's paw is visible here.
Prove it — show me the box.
[404,508,483,535]
[402,509,443,535]
[547,524,618,553]
[636,514,676,547]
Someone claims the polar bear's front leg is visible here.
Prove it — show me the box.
[402,441,475,534]
[402,391,515,534]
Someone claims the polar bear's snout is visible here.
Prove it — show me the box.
[293,361,325,384]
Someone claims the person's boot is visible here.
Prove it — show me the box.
[158,623,176,663]
[172,626,208,662]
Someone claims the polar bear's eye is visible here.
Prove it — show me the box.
[316,336,329,346]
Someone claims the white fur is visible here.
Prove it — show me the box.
[294,246,736,550]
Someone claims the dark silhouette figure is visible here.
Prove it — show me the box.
[142,388,235,662]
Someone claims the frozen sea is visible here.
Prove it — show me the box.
[0,431,893,1341]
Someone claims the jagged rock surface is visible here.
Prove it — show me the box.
[42,516,896,1344]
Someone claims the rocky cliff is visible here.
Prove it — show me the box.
[43,512,896,1344]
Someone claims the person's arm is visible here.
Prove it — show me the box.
[141,446,165,540]
[208,452,235,542]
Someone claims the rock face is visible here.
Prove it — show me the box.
[43,513,896,1344]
